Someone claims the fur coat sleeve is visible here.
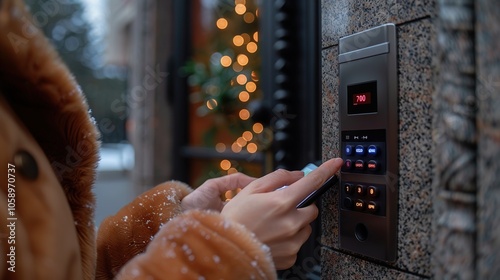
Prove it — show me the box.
[96,182,277,280]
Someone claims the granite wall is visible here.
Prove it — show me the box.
[320,0,499,279]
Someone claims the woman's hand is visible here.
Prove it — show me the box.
[181,172,256,212]
[220,158,343,269]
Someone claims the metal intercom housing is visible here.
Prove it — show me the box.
[338,23,398,262]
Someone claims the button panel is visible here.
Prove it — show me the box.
[341,182,386,216]
[341,130,386,175]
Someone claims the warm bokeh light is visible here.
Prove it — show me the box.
[233,63,243,72]
[233,35,244,46]
[235,4,246,15]
[216,18,228,29]
[236,137,247,147]
[215,143,226,152]
[239,109,250,120]
[244,12,255,23]
[225,190,234,199]
[231,142,242,153]
[253,122,264,133]
[241,33,250,42]
[247,143,258,153]
[220,55,232,67]
[245,81,257,92]
[220,159,231,170]
[246,42,258,53]
[242,131,253,141]
[253,31,259,42]
[206,98,218,110]
[236,74,248,85]
[237,54,249,66]
[238,91,250,102]
[251,71,259,81]
[227,167,238,174]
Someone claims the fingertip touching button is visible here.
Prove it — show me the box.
[344,159,352,170]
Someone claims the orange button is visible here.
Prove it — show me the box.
[367,201,378,213]
[367,160,378,171]
[354,199,365,211]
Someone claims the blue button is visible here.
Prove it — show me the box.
[367,145,378,156]
[355,145,365,156]
[345,145,353,156]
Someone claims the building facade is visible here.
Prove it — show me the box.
[319,0,499,279]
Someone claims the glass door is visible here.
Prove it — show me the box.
[171,0,269,190]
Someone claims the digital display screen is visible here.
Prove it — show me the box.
[353,92,372,106]
[347,81,377,114]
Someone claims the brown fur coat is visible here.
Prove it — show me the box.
[0,0,276,279]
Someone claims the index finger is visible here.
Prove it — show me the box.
[283,158,343,206]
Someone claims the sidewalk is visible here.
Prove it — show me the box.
[93,143,135,226]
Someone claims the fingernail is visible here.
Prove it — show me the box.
[334,158,344,164]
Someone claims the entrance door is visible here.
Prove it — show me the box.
[169,0,322,277]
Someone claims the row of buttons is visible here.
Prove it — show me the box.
[342,183,385,215]
[344,198,378,213]
[344,159,379,171]
[345,184,379,197]
[345,145,379,157]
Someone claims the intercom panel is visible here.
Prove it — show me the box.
[338,23,398,262]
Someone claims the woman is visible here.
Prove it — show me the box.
[0,0,342,279]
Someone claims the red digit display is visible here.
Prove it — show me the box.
[353,92,371,106]
[347,81,377,114]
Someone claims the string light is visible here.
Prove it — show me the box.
[245,81,256,92]
[242,131,253,141]
[236,74,248,85]
[238,91,250,102]
[235,4,246,15]
[208,1,262,177]
[253,31,259,42]
[241,33,250,42]
[206,99,218,110]
[220,55,232,67]
[244,12,255,23]
[233,35,244,47]
[247,143,258,153]
[239,109,250,120]
[236,137,247,147]
[215,143,226,152]
[237,54,249,66]
[232,142,242,153]
[253,123,263,133]
[220,159,231,170]
[247,42,257,53]
[216,18,228,29]
[232,63,244,72]
[251,71,259,81]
